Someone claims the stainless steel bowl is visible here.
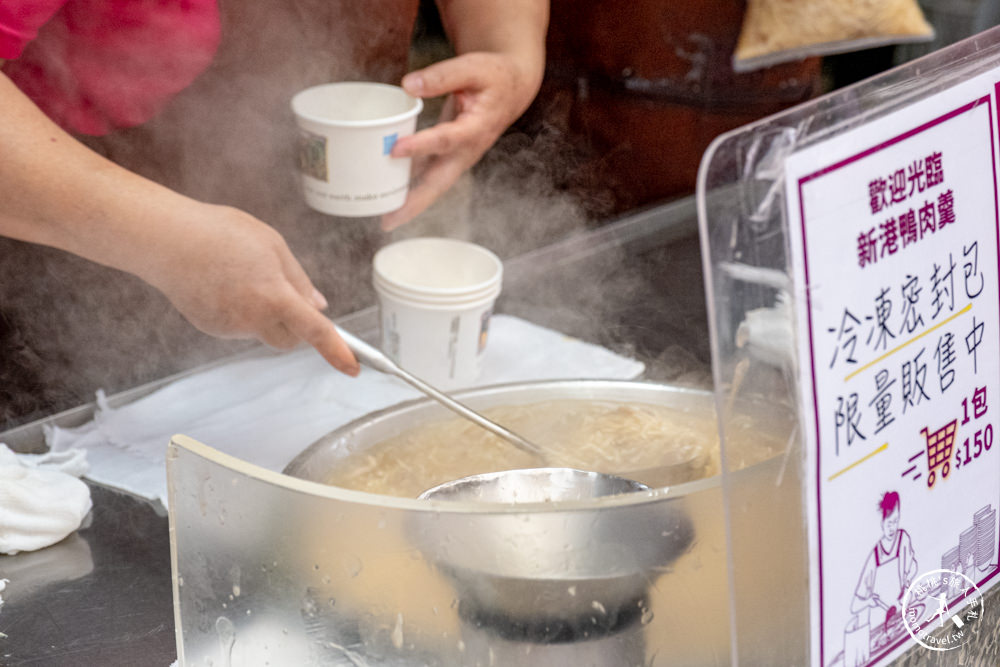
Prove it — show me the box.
[283,380,748,624]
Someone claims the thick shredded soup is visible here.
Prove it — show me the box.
[324,399,782,498]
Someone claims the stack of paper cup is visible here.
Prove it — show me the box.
[373,238,502,389]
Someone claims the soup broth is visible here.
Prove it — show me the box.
[324,398,782,497]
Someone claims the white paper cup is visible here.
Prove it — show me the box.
[373,238,503,389]
[291,82,423,217]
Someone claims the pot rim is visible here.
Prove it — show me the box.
[281,378,738,513]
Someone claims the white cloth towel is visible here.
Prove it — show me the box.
[46,315,645,507]
[0,444,92,555]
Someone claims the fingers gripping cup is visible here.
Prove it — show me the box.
[291,82,423,217]
[373,238,503,390]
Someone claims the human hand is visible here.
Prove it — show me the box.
[380,50,542,230]
[139,203,360,376]
[0,72,356,377]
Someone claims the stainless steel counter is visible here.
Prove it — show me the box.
[0,484,174,666]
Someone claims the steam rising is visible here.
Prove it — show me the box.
[1,1,407,424]
[0,2,707,429]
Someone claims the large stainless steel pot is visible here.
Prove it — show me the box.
[273,379,793,665]
[285,381,713,618]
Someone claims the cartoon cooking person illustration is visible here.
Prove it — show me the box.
[841,491,920,665]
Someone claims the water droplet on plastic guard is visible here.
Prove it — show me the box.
[391,613,404,649]
[215,616,236,667]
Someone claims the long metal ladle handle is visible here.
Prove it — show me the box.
[335,326,546,459]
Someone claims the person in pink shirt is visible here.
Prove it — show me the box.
[0,0,548,376]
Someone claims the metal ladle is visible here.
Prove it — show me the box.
[417,467,648,502]
[335,326,544,458]
[335,326,649,502]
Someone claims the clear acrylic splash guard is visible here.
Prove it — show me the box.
[167,434,722,666]
[698,26,1000,667]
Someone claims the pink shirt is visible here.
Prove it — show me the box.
[0,1,221,135]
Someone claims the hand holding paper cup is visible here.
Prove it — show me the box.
[291,82,423,217]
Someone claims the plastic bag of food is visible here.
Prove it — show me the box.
[734,0,935,72]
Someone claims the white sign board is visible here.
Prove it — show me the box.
[786,69,1000,666]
